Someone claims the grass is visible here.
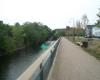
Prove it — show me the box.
[67,36,100,60]
[85,39,100,59]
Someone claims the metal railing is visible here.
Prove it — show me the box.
[17,38,60,80]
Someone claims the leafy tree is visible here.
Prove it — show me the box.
[96,8,100,27]
[0,21,14,55]
[23,22,51,48]
[52,30,62,40]
[15,22,20,27]
[0,21,51,55]
[12,23,24,49]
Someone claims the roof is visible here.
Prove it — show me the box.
[55,28,66,32]
[86,25,94,29]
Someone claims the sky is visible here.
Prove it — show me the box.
[0,0,100,29]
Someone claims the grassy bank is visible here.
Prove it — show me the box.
[85,39,100,59]
[67,36,100,60]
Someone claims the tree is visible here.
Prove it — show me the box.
[53,30,61,40]
[96,8,100,27]
[15,22,20,27]
[81,14,89,29]
[12,23,24,49]
[23,22,51,48]
[0,21,51,55]
[76,20,84,36]
[0,21,14,55]
[76,20,82,28]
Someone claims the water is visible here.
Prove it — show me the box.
[0,41,55,80]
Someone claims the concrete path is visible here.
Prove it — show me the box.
[48,37,100,80]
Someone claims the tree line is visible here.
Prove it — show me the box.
[76,8,100,28]
[0,21,52,56]
[72,8,100,37]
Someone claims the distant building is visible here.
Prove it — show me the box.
[54,28,67,36]
[55,28,66,33]
[85,25,94,38]
[85,25,100,38]
[92,27,100,38]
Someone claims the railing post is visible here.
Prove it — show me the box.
[40,63,44,80]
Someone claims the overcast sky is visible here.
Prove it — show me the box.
[0,0,100,29]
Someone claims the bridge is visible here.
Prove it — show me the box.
[17,37,100,80]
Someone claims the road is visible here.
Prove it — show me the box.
[48,37,100,80]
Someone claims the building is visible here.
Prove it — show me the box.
[85,25,94,38]
[92,27,100,38]
[85,25,100,38]
[55,28,66,33]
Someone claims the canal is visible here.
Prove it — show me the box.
[0,41,54,80]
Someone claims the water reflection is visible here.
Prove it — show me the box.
[0,41,54,80]
[0,49,39,80]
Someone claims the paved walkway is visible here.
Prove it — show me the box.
[48,37,100,80]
